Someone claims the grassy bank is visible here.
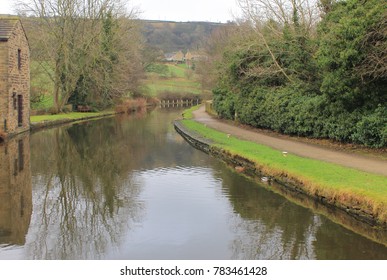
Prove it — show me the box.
[180,106,387,227]
[30,111,116,131]
[142,63,208,97]
[30,112,112,123]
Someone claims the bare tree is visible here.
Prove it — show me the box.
[238,0,320,29]
[236,0,320,83]
[358,16,387,81]
[17,0,141,112]
[195,23,239,91]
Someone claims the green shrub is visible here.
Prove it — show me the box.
[212,87,236,119]
[352,106,387,148]
[210,0,387,148]
[145,63,169,77]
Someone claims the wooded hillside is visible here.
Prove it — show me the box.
[141,20,224,53]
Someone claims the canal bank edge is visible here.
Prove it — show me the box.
[174,120,213,153]
[29,112,118,132]
[174,119,387,233]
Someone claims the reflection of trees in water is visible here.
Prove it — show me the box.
[216,168,318,259]
[24,109,387,259]
[28,109,203,259]
[28,118,147,259]
[228,214,321,259]
[215,167,387,259]
[29,174,142,259]
[0,133,32,246]
[313,219,387,260]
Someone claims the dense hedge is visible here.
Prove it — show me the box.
[214,86,386,147]
[212,0,387,148]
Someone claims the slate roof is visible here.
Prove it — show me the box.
[0,15,20,41]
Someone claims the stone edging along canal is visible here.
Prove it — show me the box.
[174,120,387,233]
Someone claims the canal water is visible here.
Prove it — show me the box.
[0,108,386,259]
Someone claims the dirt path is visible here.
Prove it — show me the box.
[192,105,387,177]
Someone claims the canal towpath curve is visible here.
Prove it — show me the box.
[191,105,387,177]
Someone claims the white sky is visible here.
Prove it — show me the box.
[0,0,241,22]
[0,0,14,14]
[129,0,240,22]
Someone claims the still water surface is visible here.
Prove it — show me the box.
[0,108,386,259]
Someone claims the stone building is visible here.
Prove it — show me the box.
[0,16,30,140]
[171,50,185,63]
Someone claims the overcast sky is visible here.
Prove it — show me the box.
[0,0,241,22]
[130,0,240,22]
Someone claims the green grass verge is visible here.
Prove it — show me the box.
[30,112,112,123]
[168,63,189,78]
[182,104,201,119]
[180,117,387,224]
[142,63,203,97]
[145,79,202,96]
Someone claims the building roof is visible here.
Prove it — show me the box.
[172,50,184,61]
[0,15,20,41]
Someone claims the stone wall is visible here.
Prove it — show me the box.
[0,19,30,138]
[174,120,212,153]
[0,40,8,137]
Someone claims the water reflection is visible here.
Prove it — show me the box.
[27,116,147,259]
[0,133,32,246]
[216,169,387,259]
[0,109,386,259]
[24,109,206,259]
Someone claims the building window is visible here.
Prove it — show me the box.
[18,49,21,70]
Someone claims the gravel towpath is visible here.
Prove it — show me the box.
[192,105,387,176]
